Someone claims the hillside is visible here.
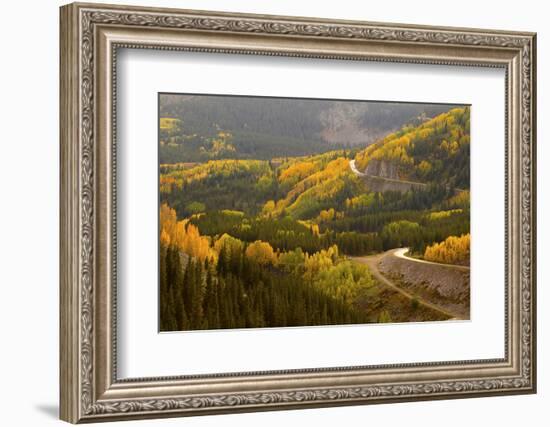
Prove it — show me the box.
[158,102,471,330]
[354,106,470,189]
[159,93,460,163]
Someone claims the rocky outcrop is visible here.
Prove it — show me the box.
[364,159,399,180]
[349,159,426,193]
[319,103,387,146]
[361,175,425,193]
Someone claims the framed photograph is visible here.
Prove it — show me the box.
[60,2,537,423]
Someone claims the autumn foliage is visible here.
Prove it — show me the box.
[245,240,277,265]
[159,203,382,330]
[158,104,471,331]
[354,107,470,187]
[424,233,470,265]
[160,203,214,262]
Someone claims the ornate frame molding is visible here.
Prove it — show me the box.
[60,2,536,423]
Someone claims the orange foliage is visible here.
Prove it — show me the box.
[275,157,351,214]
[278,161,317,185]
[244,240,277,265]
[424,233,470,265]
[159,203,215,262]
[354,106,469,172]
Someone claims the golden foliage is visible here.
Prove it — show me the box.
[345,193,376,210]
[424,233,470,265]
[426,209,463,221]
[200,130,236,158]
[214,233,244,256]
[447,190,470,208]
[160,229,171,247]
[159,175,179,194]
[160,203,178,240]
[274,157,353,216]
[245,240,277,265]
[159,203,215,262]
[354,106,469,172]
[159,117,180,131]
[314,260,374,305]
[278,161,317,185]
[261,200,276,216]
[182,223,212,261]
[160,159,271,194]
[303,245,339,282]
[417,160,432,175]
[317,208,336,222]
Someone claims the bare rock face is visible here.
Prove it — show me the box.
[350,158,426,193]
[319,103,387,146]
[362,175,424,193]
[364,159,399,180]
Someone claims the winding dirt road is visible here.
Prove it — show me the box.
[349,159,428,188]
[393,248,470,272]
[351,248,466,320]
[349,159,467,195]
[349,159,367,177]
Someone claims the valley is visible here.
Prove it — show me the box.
[158,95,471,331]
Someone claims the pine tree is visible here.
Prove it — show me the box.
[159,245,169,330]
[204,261,220,329]
[190,260,204,329]
[183,258,195,319]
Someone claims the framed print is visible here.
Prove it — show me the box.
[59,2,537,423]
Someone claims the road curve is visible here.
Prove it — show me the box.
[394,248,470,272]
[349,160,468,195]
[349,159,366,177]
[349,160,428,188]
[351,249,464,320]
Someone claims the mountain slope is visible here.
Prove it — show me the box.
[159,93,461,162]
[354,106,470,188]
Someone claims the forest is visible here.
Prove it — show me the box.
[159,97,471,331]
[159,94,458,163]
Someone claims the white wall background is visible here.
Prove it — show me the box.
[0,0,545,426]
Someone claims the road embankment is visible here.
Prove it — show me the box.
[378,249,470,319]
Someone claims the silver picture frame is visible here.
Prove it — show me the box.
[60,2,536,423]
